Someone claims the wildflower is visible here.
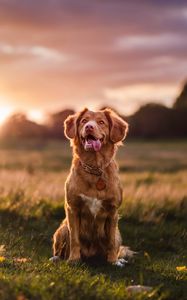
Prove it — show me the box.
[0,256,5,262]
[176,266,187,272]
[144,251,151,261]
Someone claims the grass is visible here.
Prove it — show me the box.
[0,139,187,299]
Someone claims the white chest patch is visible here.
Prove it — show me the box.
[80,193,102,217]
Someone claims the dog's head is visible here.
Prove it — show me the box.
[64,108,128,152]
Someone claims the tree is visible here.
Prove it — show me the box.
[47,109,75,139]
[173,81,187,109]
[128,103,173,138]
[1,113,48,139]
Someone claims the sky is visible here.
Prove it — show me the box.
[0,0,187,123]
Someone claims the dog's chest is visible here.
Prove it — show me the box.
[79,193,103,217]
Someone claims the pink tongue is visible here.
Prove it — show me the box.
[85,139,101,151]
[92,139,101,151]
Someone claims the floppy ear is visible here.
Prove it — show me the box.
[64,108,88,139]
[64,114,77,139]
[103,108,129,143]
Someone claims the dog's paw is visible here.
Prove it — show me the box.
[49,256,60,263]
[113,258,127,267]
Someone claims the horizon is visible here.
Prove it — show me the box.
[0,92,181,126]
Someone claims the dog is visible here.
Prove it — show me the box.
[51,108,132,266]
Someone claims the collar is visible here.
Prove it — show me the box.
[80,161,103,176]
[79,158,113,177]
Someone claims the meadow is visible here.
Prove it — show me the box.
[0,139,187,300]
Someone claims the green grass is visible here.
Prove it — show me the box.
[0,140,187,299]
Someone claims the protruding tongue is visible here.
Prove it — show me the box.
[84,139,101,151]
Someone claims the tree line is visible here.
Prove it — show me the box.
[1,82,187,140]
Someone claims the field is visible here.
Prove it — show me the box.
[0,139,187,300]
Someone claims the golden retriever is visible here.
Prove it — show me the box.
[51,108,131,266]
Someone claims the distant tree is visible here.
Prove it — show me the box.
[128,103,173,138]
[173,81,187,109]
[47,109,75,139]
[1,112,48,139]
[171,107,187,137]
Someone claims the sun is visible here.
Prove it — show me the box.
[0,106,13,124]
[28,110,45,124]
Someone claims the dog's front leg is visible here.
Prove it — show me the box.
[66,204,81,262]
[106,211,118,263]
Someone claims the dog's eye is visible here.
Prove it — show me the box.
[81,119,87,124]
[98,120,104,125]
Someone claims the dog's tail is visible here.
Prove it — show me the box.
[118,246,137,259]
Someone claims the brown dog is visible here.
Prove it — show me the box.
[51,108,131,266]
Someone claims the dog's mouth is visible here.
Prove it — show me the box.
[81,134,104,151]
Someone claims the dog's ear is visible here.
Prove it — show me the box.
[64,114,76,139]
[103,108,129,143]
[64,108,88,139]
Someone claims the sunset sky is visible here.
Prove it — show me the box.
[0,0,187,123]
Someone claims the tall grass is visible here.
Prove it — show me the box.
[0,140,186,300]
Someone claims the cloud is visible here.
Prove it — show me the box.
[0,43,69,62]
[0,0,187,114]
[115,33,187,52]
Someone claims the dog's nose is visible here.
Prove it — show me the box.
[85,124,94,131]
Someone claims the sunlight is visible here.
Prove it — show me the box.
[0,106,13,124]
[104,83,179,114]
[28,109,45,124]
